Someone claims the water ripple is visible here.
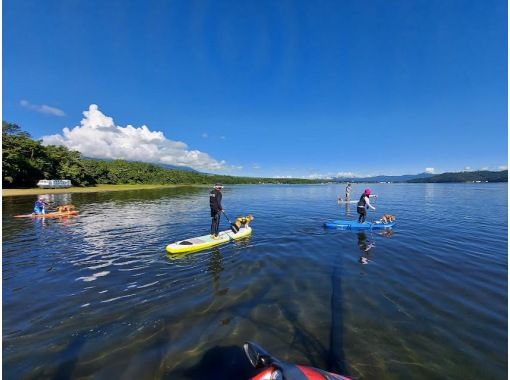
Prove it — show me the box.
[2,184,507,380]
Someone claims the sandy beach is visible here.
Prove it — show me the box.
[2,184,205,197]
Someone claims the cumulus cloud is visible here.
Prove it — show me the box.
[335,172,358,178]
[463,166,473,172]
[498,165,508,170]
[425,167,435,174]
[42,104,226,171]
[307,173,333,179]
[20,99,65,116]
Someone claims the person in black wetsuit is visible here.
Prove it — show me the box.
[357,188,376,223]
[209,183,224,239]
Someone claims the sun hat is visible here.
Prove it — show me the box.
[364,188,371,195]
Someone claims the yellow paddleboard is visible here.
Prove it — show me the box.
[166,226,252,254]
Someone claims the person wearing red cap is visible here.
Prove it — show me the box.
[209,183,224,239]
[357,188,376,223]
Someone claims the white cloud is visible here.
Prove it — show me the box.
[201,133,208,138]
[425,167,435,174]
[252,164,261,169]
[463,166,472,171]
[498,165,508,170]
[335,171,358,178]
[307,173,332,179]
[20,99,65,117]
[41,104,227,171]
[480,166,489,171]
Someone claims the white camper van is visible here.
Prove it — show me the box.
[36,179,72,189]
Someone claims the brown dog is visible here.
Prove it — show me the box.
[57,204,76,213]
[231,215,254,233]
[380,214,396,223]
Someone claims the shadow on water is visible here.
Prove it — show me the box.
[179,345,258,380]
[328,249,349,376]
[51,333,88,380]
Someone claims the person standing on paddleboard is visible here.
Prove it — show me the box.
[357,188,376,223]
[33,197,48,215]
[345,182,352,201]
[338,182,353,203]
[210,183,224,239]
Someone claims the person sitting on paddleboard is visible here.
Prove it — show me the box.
[33,197,48,215]
[357,188,376,223]
[209,183,224,239]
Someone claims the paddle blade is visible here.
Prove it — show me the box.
[230,223,240,233]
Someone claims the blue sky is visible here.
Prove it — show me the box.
[3,0,508,178]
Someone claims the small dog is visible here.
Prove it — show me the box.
[380,214,396,223]
[57,204,76,213]
[230,215,254,233]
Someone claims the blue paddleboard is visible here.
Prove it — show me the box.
[324,220,396,230]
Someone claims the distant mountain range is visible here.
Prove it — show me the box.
[408,170,507,183]
[333,172,435,183]
[332,170,507,183]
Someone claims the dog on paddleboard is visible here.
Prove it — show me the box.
[380,214,396,223]
[56,204,76,213]
[230,215,254,233]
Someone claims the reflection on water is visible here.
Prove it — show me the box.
[357,232,374,264]
[3,184,508,379]
[356,230,395,265]
[207,248,227,297]
[343,202,351,218]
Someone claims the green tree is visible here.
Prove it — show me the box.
[2,122,46,187]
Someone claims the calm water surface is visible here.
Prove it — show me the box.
[3,184,507,379]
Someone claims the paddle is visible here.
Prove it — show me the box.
[221,211,240,233]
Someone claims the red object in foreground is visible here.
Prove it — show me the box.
[245,341,351,380]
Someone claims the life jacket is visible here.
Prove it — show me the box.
[209,189,222,212]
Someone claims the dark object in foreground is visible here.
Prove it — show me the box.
[244,341,351,380]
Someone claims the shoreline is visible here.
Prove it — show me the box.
[3,181,502,197]
[2,184,207,197]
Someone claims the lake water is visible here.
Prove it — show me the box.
[2,183,507,379]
